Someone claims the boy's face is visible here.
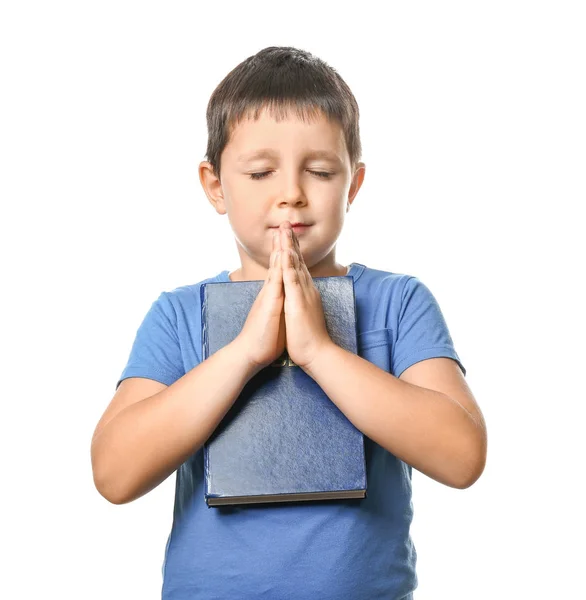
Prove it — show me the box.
[200,107,365,281]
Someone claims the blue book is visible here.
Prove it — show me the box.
[200,275,367,507]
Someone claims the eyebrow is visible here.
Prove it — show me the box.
[237,149,343,165]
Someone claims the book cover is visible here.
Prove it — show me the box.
[200,274,367,507]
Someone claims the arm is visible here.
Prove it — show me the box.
[91,337,262,505]
[302,344,487,489]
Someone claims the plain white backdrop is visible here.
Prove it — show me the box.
[1,1,584,598]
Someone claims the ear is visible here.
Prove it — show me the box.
[199,161,227,215]
[347,162,366,211]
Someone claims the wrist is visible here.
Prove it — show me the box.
[300,340,338,380]
[229,336,265,379]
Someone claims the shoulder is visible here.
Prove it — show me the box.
[354,263,414,293]
[161,273,225,311]
[358,266,441,309]
[354,264,419,318]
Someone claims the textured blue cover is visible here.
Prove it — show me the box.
[200,275,367,507]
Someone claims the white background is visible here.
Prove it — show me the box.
[2,1,584,598]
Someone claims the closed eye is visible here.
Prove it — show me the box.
[249,171,333,181]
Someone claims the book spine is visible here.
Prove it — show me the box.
[351,279,367,494]
[200,284,208,361]
[200,283,212,506]
[351,277,359,355]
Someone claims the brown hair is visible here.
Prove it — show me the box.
[204,46,362,181]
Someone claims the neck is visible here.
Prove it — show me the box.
[229,262,350,282]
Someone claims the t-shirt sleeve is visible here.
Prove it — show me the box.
[116,291,185,390]
[392,276,466,379]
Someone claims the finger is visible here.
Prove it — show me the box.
[267,230,283,290]
[281,226,311,293]
[289,230,311,286]
[267,229,276,278]
[283,227,310,288]
[273,228,279,258]
[280,225,292,253]
[280,227,301,271]
[275,226,282,252]
[271,248,284,289]
[282,248,304,293]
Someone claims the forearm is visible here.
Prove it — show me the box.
[302,342,483,489]
[92,337,261,504]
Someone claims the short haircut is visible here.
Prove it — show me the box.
[204,46,362,180]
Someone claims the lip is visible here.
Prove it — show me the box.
[270,224,312,234]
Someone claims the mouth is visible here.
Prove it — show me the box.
[270,223,313,234]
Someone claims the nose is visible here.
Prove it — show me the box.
[278,171,308,207]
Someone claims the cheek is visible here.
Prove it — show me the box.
[225,192,261,221]
[230,205,267,241]
[316,199,346,223]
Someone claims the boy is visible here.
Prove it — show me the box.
[91,46,487,599]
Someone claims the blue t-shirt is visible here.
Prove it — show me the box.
[117,262,466,600]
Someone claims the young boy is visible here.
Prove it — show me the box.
[91,46,487,599]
